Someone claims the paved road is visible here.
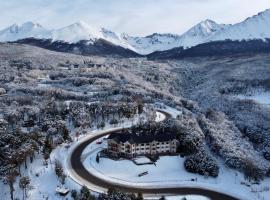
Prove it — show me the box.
[68,111,241,200]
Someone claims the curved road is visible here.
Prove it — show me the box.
[68,111,241,200]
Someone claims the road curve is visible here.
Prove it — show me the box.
[67,111,241,200]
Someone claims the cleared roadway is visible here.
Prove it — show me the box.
[67,111,241,200]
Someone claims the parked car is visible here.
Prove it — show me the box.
[138,171,148,177]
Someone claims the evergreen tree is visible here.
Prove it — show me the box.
[71,190,78,200]
[43,135,52,160]
[137,192,144,200]
[96,154,100,163]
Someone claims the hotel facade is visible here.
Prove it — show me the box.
[107,131,178,158]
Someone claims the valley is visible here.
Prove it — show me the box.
[1,5,270,200]
[0,43,270,200]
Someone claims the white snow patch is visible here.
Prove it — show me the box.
[133,157,152,164]
[235,91,270,106]
[155,111,166,122]
[81,140,270,200]
[165,195,209,200]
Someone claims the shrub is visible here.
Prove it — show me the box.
[109,118,118,125]
[184,150,219,177]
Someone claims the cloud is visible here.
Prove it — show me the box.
[0,0,270,36]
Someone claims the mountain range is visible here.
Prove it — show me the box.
[1,8,270,56]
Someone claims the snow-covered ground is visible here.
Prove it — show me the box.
[236,92,270,106]
[82,136,270,200]
[85,153,213,183]
[2,106,269,200]
[133,157,152,164]
[155,111,166,122]
[0,144,81,200]
[148,195,210,200]
[154,103,182,118]
[0,109,168,200]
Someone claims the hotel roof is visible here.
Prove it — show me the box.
[108,131,176,144]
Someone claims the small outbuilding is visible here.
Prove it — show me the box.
[56,186,69,196]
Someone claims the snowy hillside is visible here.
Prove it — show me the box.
[211,9,270,41]
[1,8,270,54]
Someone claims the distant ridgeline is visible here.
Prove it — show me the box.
[11,38,141,58]
[10,38,270,59]
[147,39,270,59]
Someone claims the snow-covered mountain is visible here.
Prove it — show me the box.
[121,33,182,54]
[129,8,270,53]
[1,8,270,54]
[0,21,135,51]
[49,22,135,50]
[0,22,50,42]
[120,20,228,54]
[178,19,229,47]
[210,9,270,41]
[50,21,102,43]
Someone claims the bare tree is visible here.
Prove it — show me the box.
[19,176,30,200]
[4,169,18,200]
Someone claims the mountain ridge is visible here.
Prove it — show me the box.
[1,8,270,55]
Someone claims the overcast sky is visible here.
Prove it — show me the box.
[0,0,270,36]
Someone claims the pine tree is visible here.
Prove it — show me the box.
[43,135,52,160]
[80,186,90,200]
[137,192,144,200]
[62,126,70,141]
[96,154,100,163]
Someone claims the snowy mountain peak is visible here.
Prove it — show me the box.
[185,19,226,37]
[0,21,49,42]
[21,21,43,29]
[3,21,44,34]
[8,23,19,34]
[1,8,270,54]
[101,28,119,39]
[72,21,89,27]
[171,19,229,48]
[50,21,103,43]
[244,8,270,23]
[211,8,270,41]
